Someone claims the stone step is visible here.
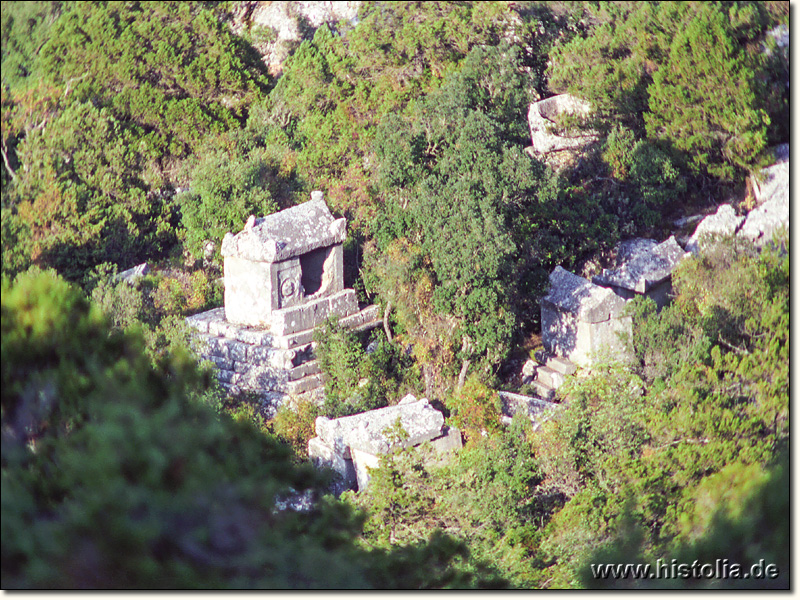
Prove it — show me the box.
[275,304,382,349]
[288,360,322,382]
[545,356,577,376]
[287,372,325,395]
[536,365,566,389]
[530,379,555,401]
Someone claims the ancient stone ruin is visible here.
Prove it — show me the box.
[527,94,598,158]
[592,236,688,309]
[541,266,632,369]
[187,193,381,412]
[308,395,462,492]
[535,236,688,396]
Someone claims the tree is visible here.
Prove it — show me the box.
[0,269,491,589]
[645,2,769,180]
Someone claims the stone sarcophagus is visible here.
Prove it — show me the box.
[187,192,381,412]
[541,266,632,368]
[221,192,357,334]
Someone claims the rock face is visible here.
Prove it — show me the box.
[187,193,381,410]
[739,154,789,247]
[592,236,688,308]
[308,396,459,492]
[231,1,361,75]
[685,205,744,253]
[541,266,632,367]
[116,263,150,283]
[684,148,789,253]
[527,94,598,156]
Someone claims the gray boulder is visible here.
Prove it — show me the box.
[686,205,744,254]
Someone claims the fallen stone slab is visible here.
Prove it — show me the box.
[315,397,445,458]
[498,391,558,430]
[308,436,357,493]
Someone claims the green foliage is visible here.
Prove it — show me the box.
[270,398,322,460]
[0,1,65,88]
[314,318,416,418]
[370,42,555,376]
[625,295,710,384]
[1,1,274,282]
[86,263,221,368]
[314,317,369,411]
[4,100,180,280]
[645,3,769,180]
[446,374,502,443]
[178,126,303,259]
[534,237,789,587]
[37,1,269,155]
[353,417,544,587]
[547,1,678,133]
[1,268,497,589]
[550,1,776,193]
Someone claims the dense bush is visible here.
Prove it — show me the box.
[314,318,419,418]
[1,269,496,589]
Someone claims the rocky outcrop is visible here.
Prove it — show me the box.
[527,94,598,157]
[230,1,361,74]
[684,146,789,253]
[685,205,745,254]
[739,148,789,247]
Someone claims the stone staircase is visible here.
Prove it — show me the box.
[187,304,382,413]
[522,352,577,401]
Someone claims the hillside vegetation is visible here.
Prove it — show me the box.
[1,1,789,589]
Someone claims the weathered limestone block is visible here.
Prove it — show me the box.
[269,289,359,336]
[308,436,357,492]
[614,238,658,266]
[686,205,744,254]
[528,94,598,155]
[541,267,631,367]
[351,448,381,492]
[592,236,688,308]
[222,256,276,327]
[310,396,458,491]
[498,391,558,430]
[521,359,538,378]
[116,262,150,283]
[740,158,789,247]
[315,398,445,458]
[185,307,225,334]
[429,426,463,454]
